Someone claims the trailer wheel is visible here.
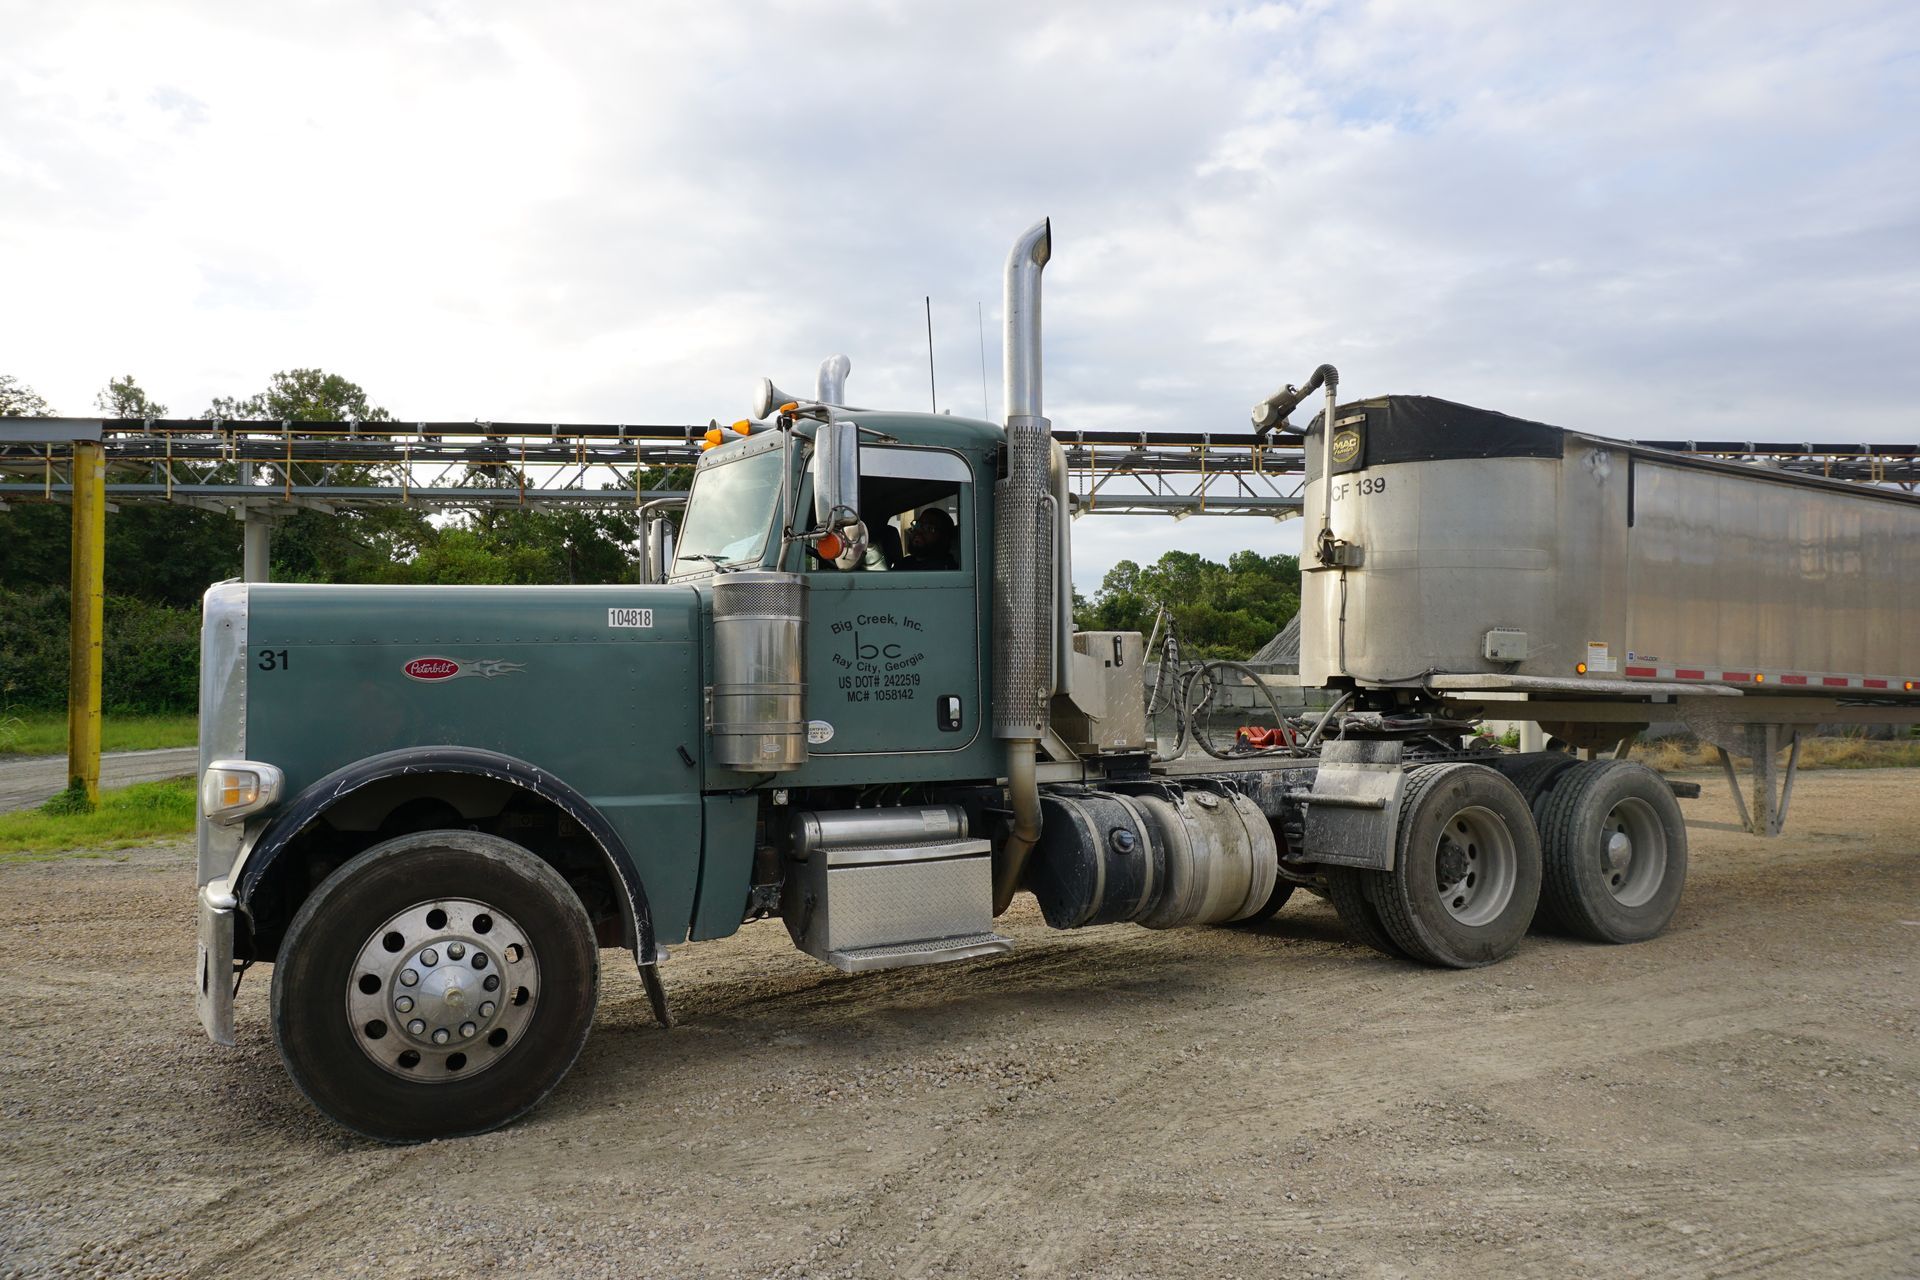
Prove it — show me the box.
[271,830,599,1143]
[1366,763,1542,968]
[1536,761,1688,943]
[1324,868,1407,959]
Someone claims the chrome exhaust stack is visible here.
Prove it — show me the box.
[816,353,851,406]
[992,217,1054,913]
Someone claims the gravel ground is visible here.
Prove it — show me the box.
[2,768,1916,1279]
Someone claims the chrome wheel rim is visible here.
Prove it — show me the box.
[1600,797,1667,907]
[346,898,540,1082]
[1433,805,1517,926]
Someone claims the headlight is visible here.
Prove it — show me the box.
[200,761,284,825]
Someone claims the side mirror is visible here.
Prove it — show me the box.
[812,418,860,531]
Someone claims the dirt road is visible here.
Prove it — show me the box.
[2,769,1916,1279]
[0,748,198,812]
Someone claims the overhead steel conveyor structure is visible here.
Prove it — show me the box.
[3,417,1915,519]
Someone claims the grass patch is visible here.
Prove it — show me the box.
[0,711,197,756]
[0,777,196,859]
[1635,735,1920,773]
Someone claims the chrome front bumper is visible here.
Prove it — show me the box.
[196,880,237,1047]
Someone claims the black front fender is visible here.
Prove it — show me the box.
[233,746,658,961]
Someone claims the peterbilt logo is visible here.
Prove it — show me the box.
[1331,428,1362,464]
[403,656,526,682]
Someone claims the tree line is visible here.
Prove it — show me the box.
[1074,549,1301,660]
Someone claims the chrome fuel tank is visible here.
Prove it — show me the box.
[709,571,809,770]
[1298,397,1920,694]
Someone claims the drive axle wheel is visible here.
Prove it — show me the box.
[1536,761,1688,943]
[1223,879,1295,927]
[1366,763,1542,968]
[272,830,598,1143]
[1324,867,1408,959]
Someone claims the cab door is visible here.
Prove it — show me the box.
[801,446,981,759]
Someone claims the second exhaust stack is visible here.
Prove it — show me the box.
[993,218,1056,741]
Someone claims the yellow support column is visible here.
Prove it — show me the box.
[67,440,106,804]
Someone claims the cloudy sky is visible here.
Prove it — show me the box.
[4,1,1916,588]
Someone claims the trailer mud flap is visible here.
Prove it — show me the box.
[1302,740,1404,871]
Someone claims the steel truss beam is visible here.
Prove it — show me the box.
[2,418,1914,517]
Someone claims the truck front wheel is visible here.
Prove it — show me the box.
[271,830,599,1143]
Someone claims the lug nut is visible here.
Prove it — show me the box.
[460,1022,477,1039]
[395,995,414,1013]
[431,1028,450,1045]
[420,948,438,966]
[483,974,500,991]
[479,1001,496,1018]
[446,942,465,960]
[408,1019,426,1036]
[400,969,420,987]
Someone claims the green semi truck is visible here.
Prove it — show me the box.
[205,219,1913,1141]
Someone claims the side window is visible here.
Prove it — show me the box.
[807,447,969,574]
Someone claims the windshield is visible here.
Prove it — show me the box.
[670,444,785,575]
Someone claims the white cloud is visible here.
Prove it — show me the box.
[2,0,1916,589]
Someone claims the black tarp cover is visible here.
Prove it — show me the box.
[1303,395,1565,478]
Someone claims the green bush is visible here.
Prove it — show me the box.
[0,589,198,714]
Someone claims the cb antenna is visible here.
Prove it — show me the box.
[925,296,937,412]
[977,301,989,421]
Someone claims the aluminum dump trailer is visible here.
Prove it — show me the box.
[1291,396,1920,835]
[1298,396,1920,695]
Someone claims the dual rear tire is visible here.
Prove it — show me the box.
[1328,759,1688,967]
[1536,761,1688,943]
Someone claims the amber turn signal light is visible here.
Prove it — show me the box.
[814,532,845,561]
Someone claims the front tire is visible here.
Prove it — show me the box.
[271,830,599,1143]
[1365,763,1543,968]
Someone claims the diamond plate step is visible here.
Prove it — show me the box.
[825,932,1012,974]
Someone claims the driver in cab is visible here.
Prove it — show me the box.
[896,507,957,571]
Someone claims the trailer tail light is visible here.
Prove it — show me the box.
[201,761,284,826]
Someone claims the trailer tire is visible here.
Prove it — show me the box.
[1324,868,1407,959]
[1536,761,1688,943]
[271,830,599,1143]
[1366,763,1542,968]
